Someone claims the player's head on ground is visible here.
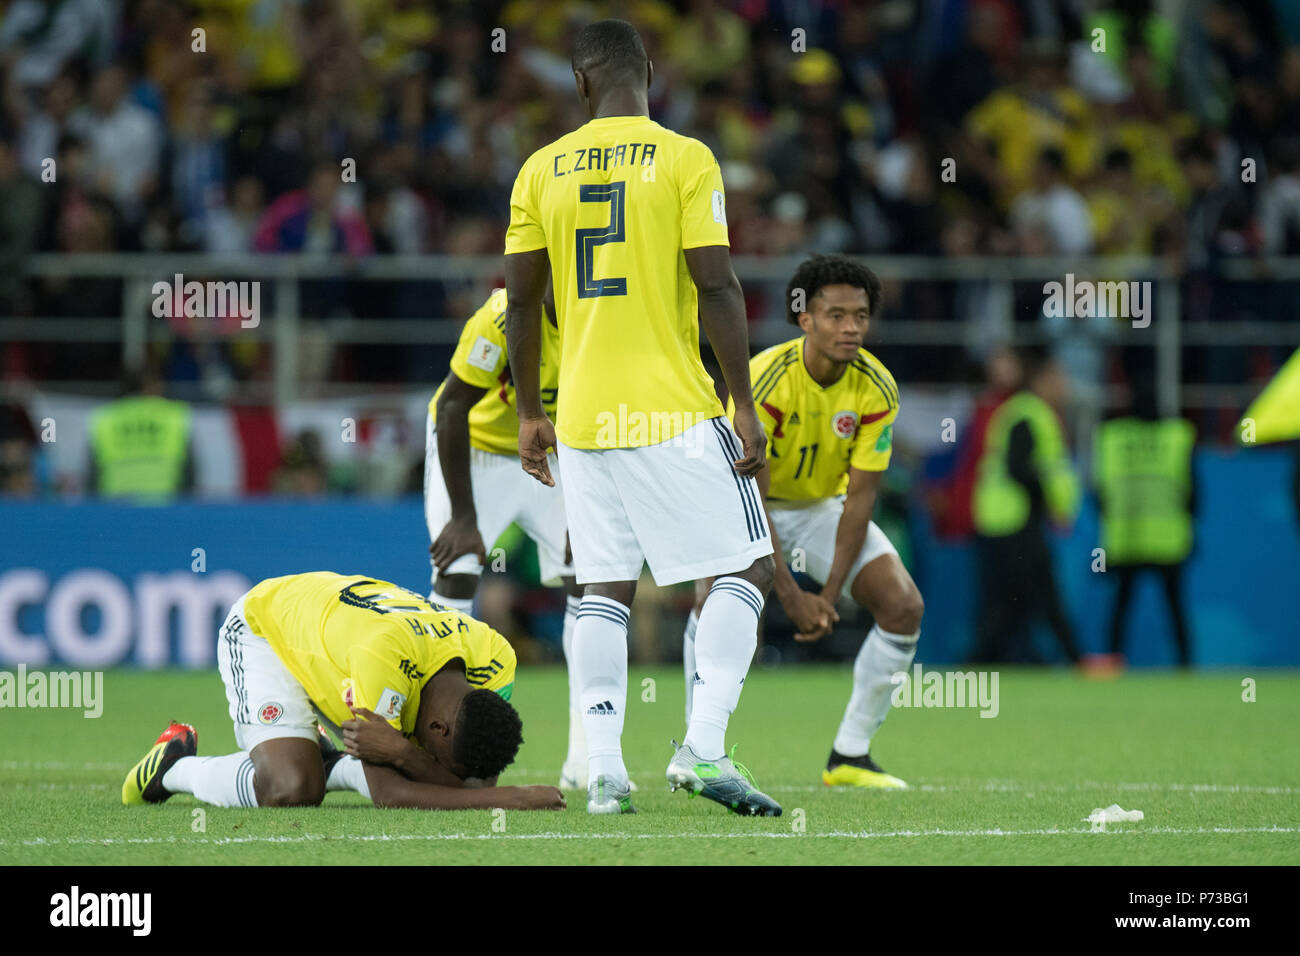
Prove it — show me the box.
[787,253,883,364]
[416,676,523,781]
[571,19,651,116]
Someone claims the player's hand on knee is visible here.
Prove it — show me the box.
[786,590,839,642]
[431,517,486,571]
[343,707,411,765]
[518,417,556,486]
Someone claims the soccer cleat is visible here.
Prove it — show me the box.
[586,775,636,814]
[121,721,197,805]
[559,766,584,790]
[822,749,908,789]
[666,740,782,817]
[560,765,639,793]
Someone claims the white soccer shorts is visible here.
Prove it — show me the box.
[215,594,319,751]
[557,416,774,586]
[424,412,572,588]
[767,496,899,600]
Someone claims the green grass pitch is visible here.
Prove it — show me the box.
[2,666,1298,865]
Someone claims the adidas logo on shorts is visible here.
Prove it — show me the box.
[586,700,617,716]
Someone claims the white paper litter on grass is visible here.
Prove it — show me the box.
[1085,804,1145,824]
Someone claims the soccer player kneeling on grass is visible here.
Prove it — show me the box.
[122,572,565,811]
[685,254,923,789]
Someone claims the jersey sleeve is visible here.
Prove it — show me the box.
[851,366,900,472]
[448,292,509,390]
[505,155,547,254]
[679,140,730,250]
[463,619,518,700]
[347,642,421,733]
[485,628,517,700]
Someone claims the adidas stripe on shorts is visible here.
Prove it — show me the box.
[216,594,320,751]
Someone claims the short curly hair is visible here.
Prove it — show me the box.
[785,254,883,325]
[452,689,524,779]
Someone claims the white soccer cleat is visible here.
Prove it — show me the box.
[586,775,636,814]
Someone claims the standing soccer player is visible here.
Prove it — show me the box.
[692,254,923,788]
[503,19,779,816]
[425,283,591,789]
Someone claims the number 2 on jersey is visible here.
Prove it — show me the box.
[576,181,627,298]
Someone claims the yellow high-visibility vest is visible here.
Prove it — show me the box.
[973,391,1079,536]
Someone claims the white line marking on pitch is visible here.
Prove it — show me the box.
[766,781,1300,795]
[4,762,1298,796]
[3,826,1298,848]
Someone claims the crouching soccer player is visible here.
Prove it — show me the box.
[122,572,565,811]
[686,254,923,789]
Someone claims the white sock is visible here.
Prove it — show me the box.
[561,594,587,774]
[325,754,372,799]
[684,577,763,760]
[429,590,475,614]
[163,753,258,808]
[833,625,920,757]
[682,607,699,725]
[574,595,629,784]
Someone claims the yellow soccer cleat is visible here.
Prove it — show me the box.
[122,722,198,805]
[822,751,908,789]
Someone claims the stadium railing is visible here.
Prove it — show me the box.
[9,253,1300,429]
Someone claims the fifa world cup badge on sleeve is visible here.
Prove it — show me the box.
[376,687,407,721]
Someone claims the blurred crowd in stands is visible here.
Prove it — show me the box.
[1,0,1298,492]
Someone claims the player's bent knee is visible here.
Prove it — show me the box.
[250,738,326,807]
[880,587,924,636]
[732,555,774,595]
[585,580,636,607]
[256,769,325,808]
[435,573,479,601]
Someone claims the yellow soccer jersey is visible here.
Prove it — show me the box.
[505,115,728,448]
[428,290,560,456]
[729,337,899,500]
[242,572,516,738]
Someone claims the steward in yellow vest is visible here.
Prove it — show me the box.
[1094,382,1195,667]
[89,374,193,501]
[969,354,1081,664]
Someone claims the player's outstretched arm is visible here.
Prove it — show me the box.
[504,248,556,485]
[361,761,565,811]
[432,372,490,571]
[685,245,764,476]
[820,467,881,604]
